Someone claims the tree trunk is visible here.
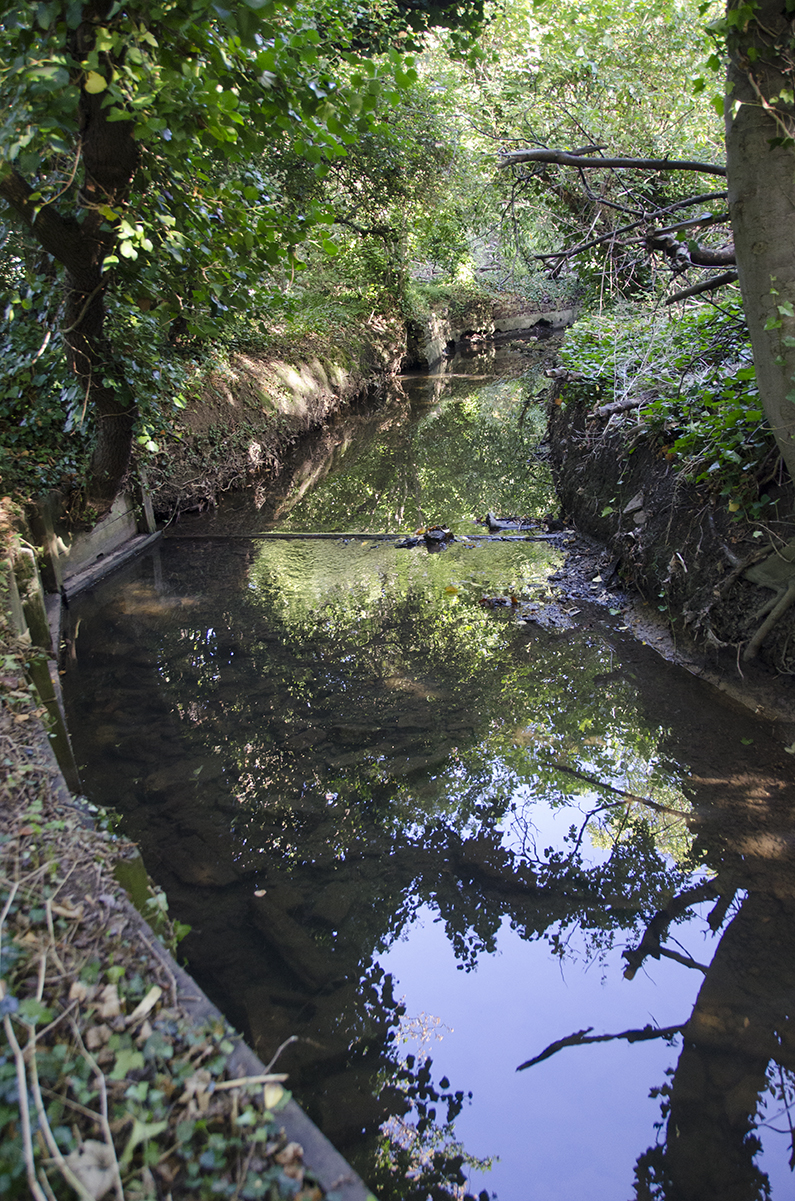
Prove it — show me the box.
[635,891,795,1200]
[66,4,140,510]
[0,2,140,515]
[725,0,795,490]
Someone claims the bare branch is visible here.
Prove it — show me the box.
[652,212,730,237]
[545,759,691,818]
[595,397,644,417]
[622,882,719,980]
[517,1022,683,1071]
[665,270,739,305]
[499,148,726,176]
[533,193,730,264]
[658,946,709,973]
[646,230,735,269]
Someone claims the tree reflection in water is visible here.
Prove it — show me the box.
[62,374,795,1199]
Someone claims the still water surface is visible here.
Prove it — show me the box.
[63,354,795,1199]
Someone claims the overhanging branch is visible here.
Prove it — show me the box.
[0,160,95,286]
[533,192,729,264]
[666,270,739,305]
[499,148,726,176]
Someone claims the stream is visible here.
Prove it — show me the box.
[62,336,795,1200]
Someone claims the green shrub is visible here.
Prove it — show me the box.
[559,295,777,518]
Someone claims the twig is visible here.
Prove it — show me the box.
[39,138,83,210]
[62,279,107,336]
[36,951,47,1002]
[0,878,21,973]
[744,578,795,661]
[137,930,179,1006]
[214,1073,289,1091]
[33,998,79,1045]
[708,888,737,931]
[26,1026,99,1201]
[44,897,70,977]
[70,1018,125,1201]
[263,1034,298,1072]
[39,1083,108,1123]
[517,1021,683,1070]
[36,1167,58,1201]
[2,1014,50,1201]
[657,946,709,973]
[30,328,52,368]
[231,1140,258,1201]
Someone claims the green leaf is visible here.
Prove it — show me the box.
[84,71,108,94]
[119,1118,169,1169]
[110,1048,145,1080]
[26,63,70,89]
[17,999,54,1026]
[36,2,58,29]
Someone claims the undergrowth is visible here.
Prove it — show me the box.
[559,294,779,519]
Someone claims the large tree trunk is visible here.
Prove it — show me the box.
[666,892,795,1199]
[0,2,140,515]
[65,3,140,510]
[634,891,795,1200]
[726,0,795,491]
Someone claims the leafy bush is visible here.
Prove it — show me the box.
[0,273,197,499]
[559,295,778,517]
[0,274,92,498]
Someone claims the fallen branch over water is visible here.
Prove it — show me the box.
[665,269,739,305]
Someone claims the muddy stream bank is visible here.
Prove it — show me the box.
[60,333,795,1200]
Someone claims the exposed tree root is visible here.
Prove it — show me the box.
[744,578,795,660]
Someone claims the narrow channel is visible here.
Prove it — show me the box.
[61,338,795,1200]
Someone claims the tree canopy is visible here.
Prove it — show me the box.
[0,0,482,507]
[6,0,795,516]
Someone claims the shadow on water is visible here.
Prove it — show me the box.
[61,349,795,1200]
